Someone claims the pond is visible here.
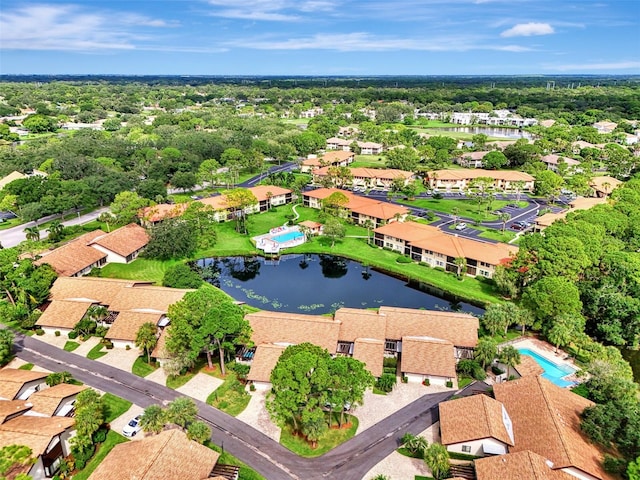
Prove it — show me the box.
[431,126,535,139]
[195,254,485,316]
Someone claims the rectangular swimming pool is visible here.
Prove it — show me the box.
[517,348,576,388]
[272,230,304,244]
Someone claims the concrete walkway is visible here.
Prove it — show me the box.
[96,347,141,372]
[236,389,282,442]
[109,404,146,442]
[73,336,101,356]
[145,367,169,386]
[176,373,223,402]
[362,422,441,480]
[355,382,450,433]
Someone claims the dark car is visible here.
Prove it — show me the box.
[510,223,524,231]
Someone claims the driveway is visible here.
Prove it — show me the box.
[109,404,146,442]
[13,331,454,480]
[236,389,282,442]
[96,347,141,372]
[176,373,223,403]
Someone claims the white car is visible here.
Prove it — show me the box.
[122,414,142,437]
[455,223,467,231]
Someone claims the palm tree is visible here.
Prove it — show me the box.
[265,191,273,210]
[140,405,166,435]
[46,220,64,242]
[166,397,197,429]
[23,226,40,242]
[135,322,158,364]
[474,337,498,370]
[499,345,521,379]
[512,180,526,203]
[499,212,510,233]
[86,305,108,325]
[424,443,450,480]
[453,257,467,279]
[601,181,611,198]
[451,207,459,227]
[363,219,374,244]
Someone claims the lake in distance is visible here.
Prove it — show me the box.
[196,254,485,316]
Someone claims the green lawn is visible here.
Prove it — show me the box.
[100,258,180,284]
[166,371,196,389]
[103,393,133,423]
[18,363,34,370]
[458,376,474,388]
[71,430,128,480]
[280,415,358,457]
[206,373,251,417]
[99,203,500,305]
[0,218,21,230]
[132,356,158,377]
[87,343,108,360]
[350,154,387,168]
[397,198,528,223]
[63,341,80,352]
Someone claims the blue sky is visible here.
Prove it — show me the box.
[1,0,639,75]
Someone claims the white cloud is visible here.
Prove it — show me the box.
[228,32,531,52]
[205,0,337,21]
[501,22,554,37]
[0,4,178,51]
[544,61,640,71]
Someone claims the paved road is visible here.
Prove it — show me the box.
[12,331,453,480]
[0,207,109,248]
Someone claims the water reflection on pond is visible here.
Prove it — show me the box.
[196,254,484,315]
[431,126,535,139]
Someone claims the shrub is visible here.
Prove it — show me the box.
[125,344,131,350]
[603,455,627,475]
[92,428,107,444]
[94,326,108,338]
[54,331,61,337]
[376,373,396,393]
[432,192,443,199]
[422,379,430,386]
[383,366,396,374]
[396,255,412,264]
[249,384,256,392]
[68,331,78,339]
[383,357,398,368]
[402,376,408,383]
[491,365,505,375]
[446,380,454,388]
[35,329,45,336]
[231,363,250,379]
[434,266,445,272]
[102,340,114,349]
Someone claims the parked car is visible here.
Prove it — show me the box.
[122,414,142,437]
[510,223,524,231]
[455,223,467,231]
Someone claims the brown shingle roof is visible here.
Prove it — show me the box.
[151,327,169,359]
[589,176,623,194]
[247,343,287,383]
[304,188,409,221]
[49,277,139,305]
[375,221,518,266]
[27,384,87,416]
[494,376,613,480]
[246,311,341,352]
[315,167,413,181]
[36,299,92,329]
[335,308,387,342]
[439,395,514,447]
[108,286,191,313]
[139,203,188,223]
[88,429,219,480]
[400,336,456,378]
[475,450,574,480]
[0,400,31,423]
[352,338,384,377]
[106,311,162,342]
[0,369,48,400]
[514,355,544,378]
[89,223,149,257]
[34,230,108,276]
[0,416,74,456]
[380,306,479,348]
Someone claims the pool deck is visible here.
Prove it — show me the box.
[505,337,581,383]
[253,225,305,254]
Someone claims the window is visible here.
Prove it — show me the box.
[436,260,444,267]
[480,270,490,277]
[385,340,397,352]
[462,445,471,453]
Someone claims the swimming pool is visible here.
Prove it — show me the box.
[517,348,576,388]
[272,230,304,244]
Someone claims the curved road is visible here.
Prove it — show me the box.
[13,332,453,480]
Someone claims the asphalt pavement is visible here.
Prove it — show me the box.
[11,330,454,480]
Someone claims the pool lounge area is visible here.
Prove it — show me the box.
[517,347,577,388]
[254,226,306,254]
